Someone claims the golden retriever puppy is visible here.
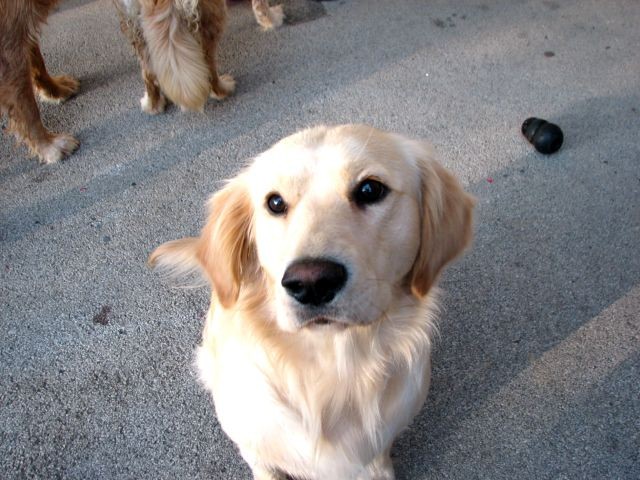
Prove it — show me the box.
[0,0,79,164]
[114,0,236,113]
[150,125,475,479]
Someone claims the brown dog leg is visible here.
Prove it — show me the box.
[116,11,166,114]
[30,43,79,103]
[140,68,166,114]
[199,1,235,101]
[4,51,77,163]
[251,0,284,30]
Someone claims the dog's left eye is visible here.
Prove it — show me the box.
[266,193,288,215]
[353,179,389,207]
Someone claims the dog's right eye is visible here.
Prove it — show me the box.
[266,193,288,215]
[353,179,389,208]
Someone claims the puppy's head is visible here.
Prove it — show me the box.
[150,125,474,332]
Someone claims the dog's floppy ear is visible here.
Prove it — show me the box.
[197,179,255,307]
[149,177,255,308]
[408,141,475,297]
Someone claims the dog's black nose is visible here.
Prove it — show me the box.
[281,259,347,306]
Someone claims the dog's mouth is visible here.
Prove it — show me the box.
[305,316,347,329]
[310,317,332,326]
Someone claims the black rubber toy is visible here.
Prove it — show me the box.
[522,117,563,154]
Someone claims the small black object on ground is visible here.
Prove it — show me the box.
[522,117,563,154]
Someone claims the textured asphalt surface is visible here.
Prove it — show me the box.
[1,0,639,478]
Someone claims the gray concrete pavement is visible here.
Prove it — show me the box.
[1,0,639,478]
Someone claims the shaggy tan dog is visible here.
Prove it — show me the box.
[114,0,233,113]
[114,0,283,113]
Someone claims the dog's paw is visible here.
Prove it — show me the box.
[210,74,236,100]
[53,75,80,99]
[37,75,80,103]
[140,91,167,115]
[258,5,285,30]
[38,134,79,164]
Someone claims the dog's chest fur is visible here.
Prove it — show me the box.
[196,293,436,478]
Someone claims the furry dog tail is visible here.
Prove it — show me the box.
[140,0,210,112]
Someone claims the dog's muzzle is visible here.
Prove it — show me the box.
[281,259,347,307]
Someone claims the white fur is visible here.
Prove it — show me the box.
[140,91,166,114]
[196,294,436,479]
[41,134,78,165]
[118,0,140,17]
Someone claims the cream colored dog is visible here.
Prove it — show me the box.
[150,125,474,479]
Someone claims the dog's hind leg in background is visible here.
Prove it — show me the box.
[30,43,80,104]
[199,0,236,101]
[115,6,167,114]
[251,0,284,30]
